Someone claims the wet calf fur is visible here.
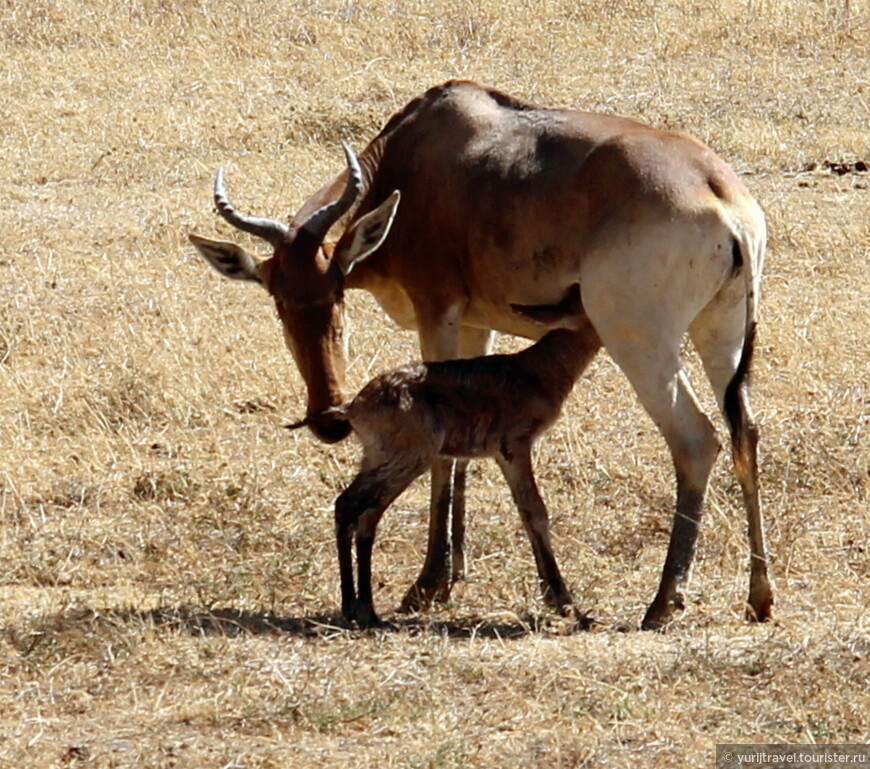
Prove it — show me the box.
[324,325,600,627]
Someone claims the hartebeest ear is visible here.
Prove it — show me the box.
[333,191,401,276]
[188,234,264,284]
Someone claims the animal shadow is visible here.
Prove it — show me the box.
[4,605,597,650]
[138,605,596,639]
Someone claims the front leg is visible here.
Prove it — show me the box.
[348,456,432,628]
[399,457,455,612]
[334,487,360,622]
[351,534,388,628]
[399,317,494,613]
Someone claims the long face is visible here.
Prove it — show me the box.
[266,244,352,443]
[188,143,401,444]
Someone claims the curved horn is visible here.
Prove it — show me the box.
[300,141,363,242]
[213,168,290,247]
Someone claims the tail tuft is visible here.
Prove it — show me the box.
[724,320,757,446]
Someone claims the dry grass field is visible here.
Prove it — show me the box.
[2,0,869,766]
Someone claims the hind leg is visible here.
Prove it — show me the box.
[583,304,721,629]
[690,297,772,622]
[496,445,575,615]
[580,233,758,629]
[632,364,722,631]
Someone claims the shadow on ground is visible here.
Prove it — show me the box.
[137,605,584,639]
[2,604,599,652]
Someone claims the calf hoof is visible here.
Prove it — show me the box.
[341,601,387,630]
[640,616,667,632]
[561,604,595,632]
[543,586,575,615]
[344,601,386,629]
[397,577,452,614]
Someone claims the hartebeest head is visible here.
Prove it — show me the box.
[189,143,400,443]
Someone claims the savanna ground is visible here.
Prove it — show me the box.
[1,0,869,766]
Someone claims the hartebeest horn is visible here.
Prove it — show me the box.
[213,168,290,247]
[300,141,363,242]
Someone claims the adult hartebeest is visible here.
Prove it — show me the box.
[189,80,771,629]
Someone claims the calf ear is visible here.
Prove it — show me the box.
[188,234,263,284]
[333,190,400,276]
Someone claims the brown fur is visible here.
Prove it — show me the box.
[192,80,771,628]
[327,325,600,627]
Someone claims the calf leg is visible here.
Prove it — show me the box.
[496,445,575,615]
[335,495,357,621]
[398,457,455,613]
[336,457,431,627]
[450,459,470,582]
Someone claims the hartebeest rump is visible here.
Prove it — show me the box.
[189,80,771,629]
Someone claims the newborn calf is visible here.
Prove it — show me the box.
[294,317,600,628]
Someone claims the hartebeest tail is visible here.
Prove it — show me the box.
[721,229,771,623]
[723,319,756,450]
[724,231,761,450]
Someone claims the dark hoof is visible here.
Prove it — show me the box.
[397,578,452,614]
[572,610,596,632]
[555,606,596,632]
[746,577,774,623]
[544,587,576,615]
[344,601,385,629]
[640,602,673,632]
[745,596,773,623]
[640,617,667,633]
[641,588,686,631]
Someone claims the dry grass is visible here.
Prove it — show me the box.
[1,0,869,766]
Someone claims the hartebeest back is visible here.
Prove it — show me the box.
[190,80,770,629]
